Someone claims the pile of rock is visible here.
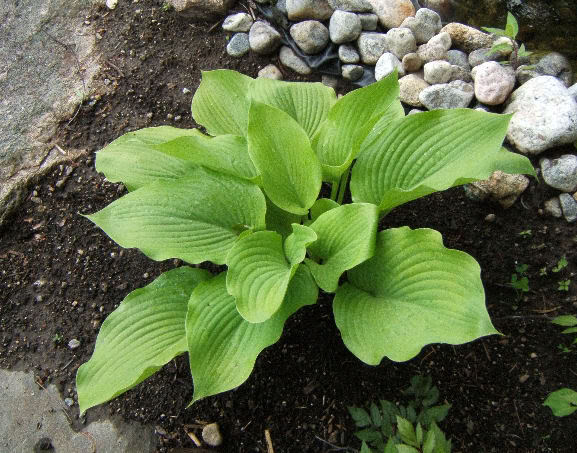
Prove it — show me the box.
[219,1,577,220]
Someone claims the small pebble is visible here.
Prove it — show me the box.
[68,339,81,350]
[64,398,74,407]
[519,374,530,384]
[484,213,496,222]
[182,88,191,94]
[202,422,223,447]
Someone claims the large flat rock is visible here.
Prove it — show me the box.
[0,0,102,225]
[0,369,156,452]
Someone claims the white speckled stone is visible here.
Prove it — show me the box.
[416,43,447,63]
[358,13,378,30]
[423,60,452,84]
[559,193,577,222]
[428,31,451,51]
[375,52,405,80]
[226,33,250,57]
[222,12,253,32]
[286,0,334,20]
[339,44,360,63]
[440,22,494,53]
[328,0,373,12]
[290,20,329,54]
[386,27,417,60]
[357,32,388,65]
[540,155,577,192]
[249,21,282,55]
[504,76,577,154]
[471,61,515,106]
[257,64,283,80]
[400,8,442,44]
[342,64,365,81]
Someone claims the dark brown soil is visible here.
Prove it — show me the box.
[1,1,577,452]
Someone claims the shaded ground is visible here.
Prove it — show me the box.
[1,1,577,452]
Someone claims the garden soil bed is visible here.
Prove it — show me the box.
[1,1,577,452]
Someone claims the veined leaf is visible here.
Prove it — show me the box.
[306,203,379,292]
[284,223,317,266]
[186,267,318,403]
[312,71,403,181]
[351,109,535,213]
[309,198,340,222]
[544,388,577,417]
[155,133,258,181]
[248,102,322,215]
[191,69,253,136]
[481,27,508,37]
[76,267,211,414]
[265,197,302,238]
[226,231,293,323]
[251,77,336,139]
[86,168,266,265]
[334,227,498,364]
[506,12,519,38]
[95,127,204,191]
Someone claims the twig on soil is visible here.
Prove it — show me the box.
[54,144,67,155]
[105,59,124,78]
[185,429,202,447]
[62,358,75,370]
[315,436,357,452]
[264,429,274,453]
[513,400,523,432]
[482,341,491,361]
[208,20,222,33]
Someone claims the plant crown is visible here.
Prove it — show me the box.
[76,69,535,414]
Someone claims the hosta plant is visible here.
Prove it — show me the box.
[76,69,534,414]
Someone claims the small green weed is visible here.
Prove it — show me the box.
[349,376,451,453]
[558,280,571,292]
[518,230,532,238]
[482,12,532,69]
[510,263,529,302]
[544,388,577,417]
[53,333,63,344]
[552,256,568,273]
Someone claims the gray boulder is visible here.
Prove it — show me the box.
[290,21,329,54]
[400,8,442,44]
[249,21,282,55]
[471,61,515,106]
[428,31,451,51]
[386,27,417,60]
[402,52,423,72]
[465,171,529,209]
[468,47,503,67]
[446,49,470,69]
[544,197,563,218]
[226,33,250,57]
[540,155,577,192]
[357,32,389,65]
[504,76,577,154]
[329,10,362,44]
[419,80,474,110]
[449,65,473,83]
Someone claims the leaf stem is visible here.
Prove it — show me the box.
[330,180,339,201]
[336,166,351,205]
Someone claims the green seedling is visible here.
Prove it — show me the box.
[518,230,532,238]
[558,280,571,292]
[53,333,63,344]
[75,69,534,415]
[539,267,548,277]
[552,256,568,273]
[544,388,577,417]
[482,12,532,69]
[510,264,529,302]
[349,376,452,453]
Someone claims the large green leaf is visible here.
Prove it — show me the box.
[306,203,379,292]
[96,129,258,191]
[226,231,293,323]
[312,71,403,181]
[191,69,253,136]
[95,127,204,191]
[248,102,322,215]
[251,77,336,139]
[86,168,266,265]
[186,267,318,403]
[155,133,258,180]
[265,197,302,238]
[334,227,498,365]
[351,109,535,213]
[76,267,211,414]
